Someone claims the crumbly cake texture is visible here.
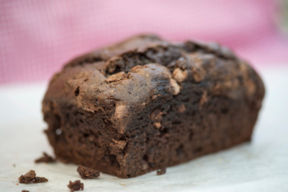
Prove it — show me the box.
[43,34,265,178]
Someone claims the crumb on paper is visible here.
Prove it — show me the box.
[35,152,56,163]
[156,168,166,175]
[77,165,100,179]
[67,180,84,192]
[18,170,48,184]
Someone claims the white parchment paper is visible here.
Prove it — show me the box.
[0,67,288,192]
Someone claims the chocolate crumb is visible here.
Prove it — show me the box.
[77,165,100,179]
[67,180,84,192]
[22,190,29,192]
[18,170,48,184]
[156,168,166,175]
[35,152,56,163]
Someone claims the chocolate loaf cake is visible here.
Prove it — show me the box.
[42,34,265,178]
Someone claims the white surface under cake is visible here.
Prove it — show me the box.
[0,67,287,192]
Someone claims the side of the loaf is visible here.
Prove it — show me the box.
[119,52,265,177]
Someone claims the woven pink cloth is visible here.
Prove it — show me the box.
[0,0,287,84]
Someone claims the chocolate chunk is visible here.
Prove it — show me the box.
[22,190,29,192]
[67,180,84,192]
[35,152,56,163]
[77,165,100,179]
[18,170,48,184]
[156,168,166,175]
[172,68,187,83]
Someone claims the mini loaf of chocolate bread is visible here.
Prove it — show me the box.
[42,34,265,178]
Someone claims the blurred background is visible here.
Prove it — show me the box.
[1,2,288,191]
[0,0,288,84]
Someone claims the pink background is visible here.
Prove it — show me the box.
[1,0,288,84]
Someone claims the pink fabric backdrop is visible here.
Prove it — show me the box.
[0,0,287,84]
